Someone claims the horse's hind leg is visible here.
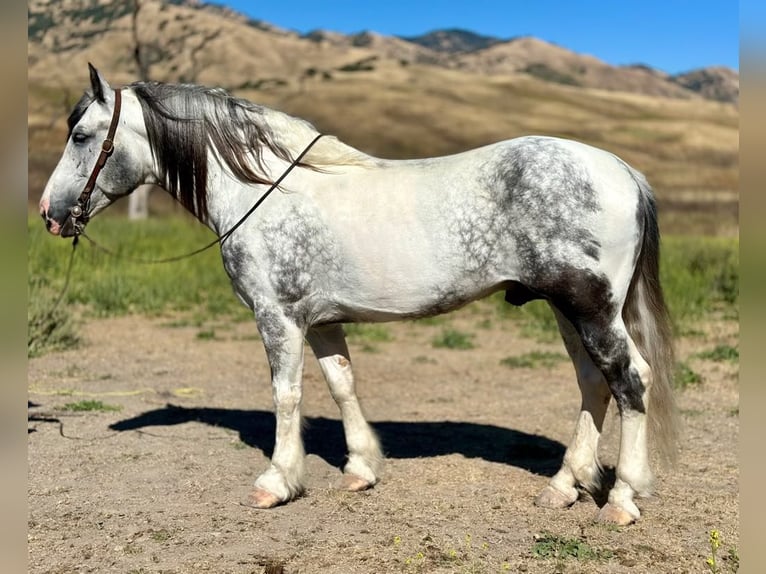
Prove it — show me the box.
[569,314,653,525]
[307,324,383,491]
[536,304,611,509]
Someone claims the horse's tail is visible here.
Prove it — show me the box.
[622,167,679,466]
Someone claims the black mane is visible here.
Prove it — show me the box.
[130,82,305,220]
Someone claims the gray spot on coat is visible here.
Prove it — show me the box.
[259,205,345,306]
[489,137,602,280]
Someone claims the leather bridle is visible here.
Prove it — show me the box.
[65,88,123,236]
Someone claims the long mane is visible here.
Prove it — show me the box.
[130,82,372,220]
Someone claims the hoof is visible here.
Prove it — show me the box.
[242,488,284,509]
[597,502,637,526]
[340,473,373,492]
[535,485,577,509]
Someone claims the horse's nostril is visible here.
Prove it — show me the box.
[45,218,53,231]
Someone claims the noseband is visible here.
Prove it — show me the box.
[67,88,122,235]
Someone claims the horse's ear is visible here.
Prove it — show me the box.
[88,62,111,103]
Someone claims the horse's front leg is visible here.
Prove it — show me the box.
[307,324,383,491]
[245,308,307,509]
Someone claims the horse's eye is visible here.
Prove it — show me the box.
[71,132,89,144]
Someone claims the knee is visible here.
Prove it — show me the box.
[273,385,302,415]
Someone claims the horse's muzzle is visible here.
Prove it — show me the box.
[40,211,62,236]
[40,210,84,237]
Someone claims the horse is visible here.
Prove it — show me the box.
[39,64,678,525]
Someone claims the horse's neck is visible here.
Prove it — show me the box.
[191,107,376,233]
[198,143,303,236]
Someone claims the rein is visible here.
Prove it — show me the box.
[65,86,324,263]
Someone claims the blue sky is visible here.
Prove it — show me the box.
[210,0,738,74]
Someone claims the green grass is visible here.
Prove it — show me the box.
[532,533,614,561]
[28,276,81,357]
[344,323,393,343]
[196,329,218,340]
[411,315,449,327]
[500,351,568,369]
[28,213,248,319]
[344,323,393,353]
[697,344,739,363]
[661,236,739,325]
[59,399,121,412]
[432,329,475,350]
[492,295,560,343]
[675,361,703,389]
[149,529,172,542]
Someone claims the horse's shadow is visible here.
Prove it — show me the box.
[109,404,565,477]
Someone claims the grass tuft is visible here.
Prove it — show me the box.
[59,399,121,412]
[344,323,393,343]
[344,323,393,353]
[432,329,475,350]
[500,351,568,369]
[674,361,703,389]
[196,329,218,340]
[28,277,81,357]
[532,533,614,561]
[697,344,739,363]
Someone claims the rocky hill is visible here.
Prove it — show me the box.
[28,0,738,103]
[672,66,740,104]
[402,28,502,54]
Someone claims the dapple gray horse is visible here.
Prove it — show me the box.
[40,65,678,525]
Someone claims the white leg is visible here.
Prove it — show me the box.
[307,324,383,490]
[599,336,653,524]
[536,306,611,509]
[246,310,306,508]
[571,317,653,525]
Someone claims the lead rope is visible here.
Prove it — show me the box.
[77,132,325,264]
[32,235,80,338]
[49,236,79,315]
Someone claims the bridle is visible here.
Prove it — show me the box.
[64,88,123,237]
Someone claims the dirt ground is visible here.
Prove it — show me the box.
[28,308,739,574]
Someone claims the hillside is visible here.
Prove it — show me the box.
[27,0,739,235]
[28,0,738,101]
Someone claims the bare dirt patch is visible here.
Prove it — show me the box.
[28,311,739,573]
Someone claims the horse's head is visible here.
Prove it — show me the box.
[40,64,154,237]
